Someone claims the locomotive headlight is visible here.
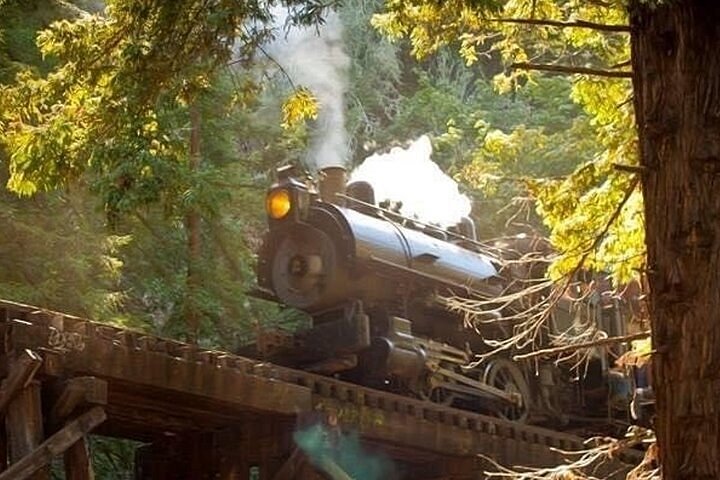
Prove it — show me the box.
[266,188,292,220]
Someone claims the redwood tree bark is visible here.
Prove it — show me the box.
[629,3,720,478]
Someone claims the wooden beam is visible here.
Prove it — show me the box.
[50,377,107,425]
[0,349,42,414]
[54,379,105,480]
[6,380,48,480]
[10,320,311,416]
[0,407,106,480]
[64,438,94,480]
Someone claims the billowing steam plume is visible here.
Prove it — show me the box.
[350,136,472,227]
[266,7,350,170]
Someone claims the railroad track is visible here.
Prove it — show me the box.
[0,299,638,475]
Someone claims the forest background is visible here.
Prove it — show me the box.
[0,0,639,476]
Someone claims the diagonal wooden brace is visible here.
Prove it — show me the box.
[0,406,106,480]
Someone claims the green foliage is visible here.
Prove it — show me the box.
[281,87,319,128]
[89,436,138,479]
[0,0,643,343]
[0,0,86,83]
[0,0,314,349]
[0,0,336,350]
[373,0,642,285]
[0,187,125,319]
[51,436,138,479]
[101,70,292,347]
[0,0,337,199]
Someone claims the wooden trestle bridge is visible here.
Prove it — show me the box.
[0,300,634,479]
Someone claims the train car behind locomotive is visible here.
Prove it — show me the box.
[251,165,640,428]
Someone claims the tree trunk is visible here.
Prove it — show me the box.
[629,3,720,478]
[185,104,202,344]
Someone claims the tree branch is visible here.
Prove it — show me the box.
[511,62,632,78]
[610,59,632,69]
[491,18,629,33]
[613,163,647,174]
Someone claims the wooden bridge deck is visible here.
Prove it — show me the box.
[0,300,634,479]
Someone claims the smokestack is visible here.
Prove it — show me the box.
[319,167,346,205]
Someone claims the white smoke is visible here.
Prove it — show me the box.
[265,7,350,169]
[349,136,472,227]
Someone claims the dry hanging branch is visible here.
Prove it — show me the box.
[480,427,656,479]
[442,176,642,368]
[513,331,651,361]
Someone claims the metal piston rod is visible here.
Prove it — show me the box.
[435,367,522,406]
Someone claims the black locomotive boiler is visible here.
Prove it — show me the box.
[252,166,636,426]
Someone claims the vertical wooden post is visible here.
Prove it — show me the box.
[5,380,49,480]
[64,437,94,480]
[136,443,174,480]
[183,432,217,480]
[218,455,240,480]
[0,425,7,473]
[48,376,106,480]
[216,430,241,480]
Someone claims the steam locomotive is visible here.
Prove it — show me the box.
[251,165,641,428]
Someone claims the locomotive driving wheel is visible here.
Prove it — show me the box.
[483,358,532,423]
